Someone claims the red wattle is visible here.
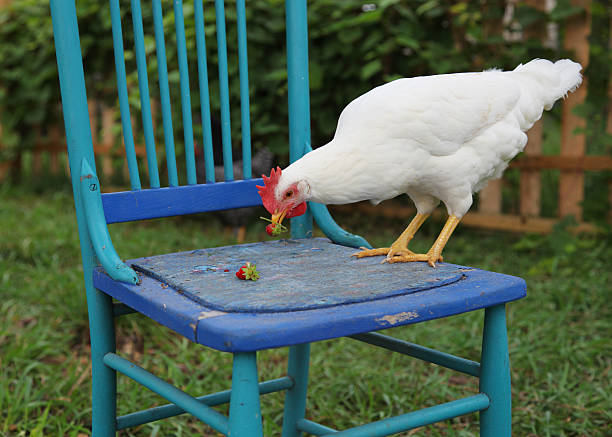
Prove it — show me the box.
[286,202,307,218]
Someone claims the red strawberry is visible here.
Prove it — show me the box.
[235,262,260,281]
[260,217,287,237]
[265,223,277,236]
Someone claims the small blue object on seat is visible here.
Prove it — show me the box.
[130,238,465,312]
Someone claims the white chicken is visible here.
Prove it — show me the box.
[257,59,582,266]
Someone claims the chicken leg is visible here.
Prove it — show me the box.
[385,215,460,267]
[351,213,430,260]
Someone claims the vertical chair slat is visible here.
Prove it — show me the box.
[215,0,234,181]
[286,0,313,237]
[131,0,160,188]
[194,0,216,183]
[109,0,141,190]
[152,0,178,187]
[174,0,197,185]
[236,0,251,179]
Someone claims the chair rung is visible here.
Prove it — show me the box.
[302,394,490,437]
[297,418,337,435]
[103,353,229,434]
[349,332,480,377]
[116,376,293,430]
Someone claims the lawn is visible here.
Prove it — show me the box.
[1,186,610,436]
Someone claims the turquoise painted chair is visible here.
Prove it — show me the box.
[50,1,526,436]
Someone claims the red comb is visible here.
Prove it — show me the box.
[256,166,282,213]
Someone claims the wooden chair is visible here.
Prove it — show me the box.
[50,1,526,435]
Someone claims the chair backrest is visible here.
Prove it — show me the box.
[51,0,368,287]
[51,0,313,225]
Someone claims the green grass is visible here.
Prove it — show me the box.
[1,186,610,436]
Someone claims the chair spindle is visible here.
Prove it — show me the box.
[174,0,197,185]
[236,0,252,179]
[131,0,160,188]
[109,0,141,191]
[215,0,234,181]
[152,0,178,187]
[194,0,216,183]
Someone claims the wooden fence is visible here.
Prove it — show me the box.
[476,0,611,231]
[0,101,149,187]
[1,0,610,233]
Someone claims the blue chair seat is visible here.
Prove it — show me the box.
[94,238,526,352]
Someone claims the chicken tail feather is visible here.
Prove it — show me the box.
[513,58,582,111]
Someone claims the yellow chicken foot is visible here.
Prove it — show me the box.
[351,213,429,259]
[385,215,460,267]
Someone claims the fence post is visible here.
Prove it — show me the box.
[559,0,590,220]
[518,0,551,218]
[476,3,504,215]
[520,121,543,217]
[479,180,502,215]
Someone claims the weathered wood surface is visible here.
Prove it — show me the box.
[131,238,465,313]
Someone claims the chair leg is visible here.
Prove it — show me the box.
[229,352,263,437]
[281,343,311,437]
[479,304,511,437]
[89,288,117,437]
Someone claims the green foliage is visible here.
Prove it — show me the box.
[0,0,57,160]
[550,0,586,22]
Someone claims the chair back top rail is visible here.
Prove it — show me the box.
[101,179,263,224]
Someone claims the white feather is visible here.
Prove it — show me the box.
[279,59,582,218]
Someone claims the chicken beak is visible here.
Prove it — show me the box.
[271,209,288,225]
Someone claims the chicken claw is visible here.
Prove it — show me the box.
[383,252,443,267]
[351,248,392,258]
[387,247,417,260]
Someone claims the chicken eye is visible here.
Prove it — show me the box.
[285,190,293,198]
